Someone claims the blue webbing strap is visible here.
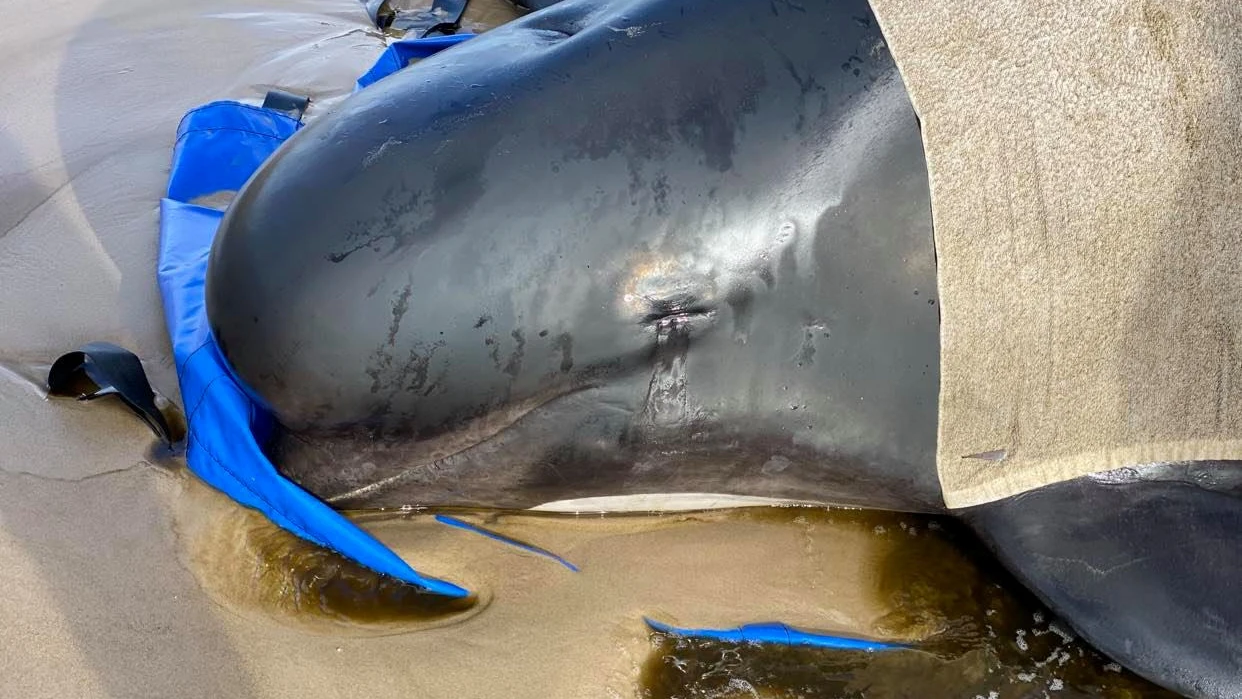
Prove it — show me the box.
[645,618,907,652]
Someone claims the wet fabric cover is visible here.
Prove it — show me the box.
[869,0,1242,507]
[158,42,469,595]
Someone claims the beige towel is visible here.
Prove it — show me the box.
[868,0,1242,508]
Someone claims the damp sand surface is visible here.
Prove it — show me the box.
[171,474,1174,698]
[0,0,1177,697]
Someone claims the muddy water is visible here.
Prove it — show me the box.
[171,472,1174,697]
[638,513,1175,699]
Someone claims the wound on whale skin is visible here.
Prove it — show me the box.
[206,0,942,513]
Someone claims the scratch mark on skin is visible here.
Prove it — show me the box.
[553,332,574,373]
[326,388,588,504]
[367,279,442,400]
[607,22,662,38]
[503,329,526,378]
[1032,552,1155,580]
[485,336,501,370]
[327,187,423,263]
[386,282,413,346]
[641,320,690,426]
[362,137,404,169]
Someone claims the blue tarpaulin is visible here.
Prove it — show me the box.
[158,39,471,597]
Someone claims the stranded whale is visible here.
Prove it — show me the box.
[208,0,941,513]
[202,0,1242,696]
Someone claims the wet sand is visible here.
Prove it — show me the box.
[172,474,1174,698]
[0,0,1174,697]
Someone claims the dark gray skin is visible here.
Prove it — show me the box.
[966,463,1242,699]
[206,0,1242,695]
[208,0,942,512]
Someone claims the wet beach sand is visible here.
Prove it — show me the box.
[0,0,1175,696]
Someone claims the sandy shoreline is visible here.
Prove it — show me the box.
[0,1,390,695]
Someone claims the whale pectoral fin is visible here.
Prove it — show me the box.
[964,465,1242,699]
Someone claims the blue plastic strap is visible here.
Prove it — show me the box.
[644,618,907,652]
[434,514,581,571]
[158,99,467,597]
